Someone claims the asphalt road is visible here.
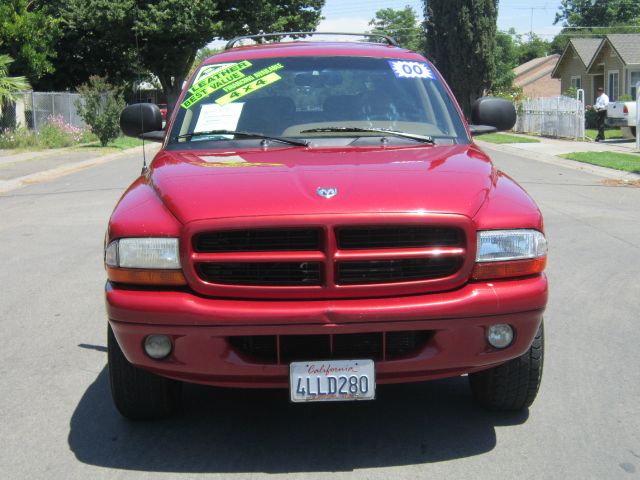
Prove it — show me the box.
[1,146,639,479]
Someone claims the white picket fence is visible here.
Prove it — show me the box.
[514,92,585,140]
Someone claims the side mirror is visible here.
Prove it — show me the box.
[120,103,163,139]
[470,97,517,134]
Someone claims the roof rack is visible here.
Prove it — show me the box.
[224,32,398,50]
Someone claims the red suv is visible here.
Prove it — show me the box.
[110,33,547,419]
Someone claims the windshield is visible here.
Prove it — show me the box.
[168,56,469,147]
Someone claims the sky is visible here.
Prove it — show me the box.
[318,0,564,38]
[208,0,564,49]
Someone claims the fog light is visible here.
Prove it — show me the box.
[486,324,514,349]
[144,335,173,359]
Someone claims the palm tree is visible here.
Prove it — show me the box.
[0,54,30,106]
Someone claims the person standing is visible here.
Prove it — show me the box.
[592,87,610,142]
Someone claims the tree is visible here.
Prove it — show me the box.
[494,30,517,90]
[425,0,498,116]
[368,6,424,53]
[45,0,324,113]
[0,54,31,129]
[76,76,126,146]
[515,33,552,64]
[0,54,30,103]
[555,0,640,27]
[0,0,60,83]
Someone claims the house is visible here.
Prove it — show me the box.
[552,34,640,104]
[551,37,602,104]
[586,34,640,101]
[513,54,561,98]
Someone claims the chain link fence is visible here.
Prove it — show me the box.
[0,92,86,131]
[513,93,585,140]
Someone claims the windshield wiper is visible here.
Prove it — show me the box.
[173,130,308,147]
[300,127,435,144]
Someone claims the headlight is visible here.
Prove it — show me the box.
[476,229,547,262]
[105,237,186,286]
[473,229,547,280]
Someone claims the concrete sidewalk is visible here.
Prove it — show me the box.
[476,134,640,181]
[0,143,159,194]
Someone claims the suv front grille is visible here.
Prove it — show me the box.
[188,218,470,297]
[228,331,432,363]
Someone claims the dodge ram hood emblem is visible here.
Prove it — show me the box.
[316,187,338,199]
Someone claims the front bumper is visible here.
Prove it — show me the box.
[106,274,547,388]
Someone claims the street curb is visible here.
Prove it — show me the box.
[476,140,640,181]
[0,144,158,195]
[0,141,126,166]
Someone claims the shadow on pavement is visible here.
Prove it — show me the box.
[68,366,528,473]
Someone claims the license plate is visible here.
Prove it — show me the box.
[289,359,376,402]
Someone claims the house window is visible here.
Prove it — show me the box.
[630,71,640,99]
[570,76,582,90]
[608,71,619,101]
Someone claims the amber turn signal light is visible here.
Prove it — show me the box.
[471,257,546,280]
[106,267,187,286]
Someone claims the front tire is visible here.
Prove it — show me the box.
[108,325,182,420]
[469,322,544,411]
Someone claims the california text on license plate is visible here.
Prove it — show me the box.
[289,359,376,402]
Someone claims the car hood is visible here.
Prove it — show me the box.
[149,144,495,224]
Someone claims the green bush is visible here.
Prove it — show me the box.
[76,76,126,147]
[585,109,598,129]
[619,95,633,102]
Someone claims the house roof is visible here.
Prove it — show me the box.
[570,38,603,66]
[551,37,603,78]
[513,55,560,90]
[513,54,560,77]
[605,34,640,65]
[514,54,560,78]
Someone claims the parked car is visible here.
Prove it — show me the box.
[606,100,637,138]
[111,33,548,419]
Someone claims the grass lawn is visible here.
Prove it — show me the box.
[585,128,624,141]
[477,133,540,144]
[560,151,640,174]
[76,136,144,152]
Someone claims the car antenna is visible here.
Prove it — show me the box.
[135,32,148,175]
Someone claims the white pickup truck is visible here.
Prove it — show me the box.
[606,101,637,138]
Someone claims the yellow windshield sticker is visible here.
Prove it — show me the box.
[220,63,284,94]
[181,61,284,110]
[215,72,282,106]
[189,61,252,94]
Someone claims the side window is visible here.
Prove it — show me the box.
[570,76,582,90]
[608,71,619,101]
[629,71,640,99]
